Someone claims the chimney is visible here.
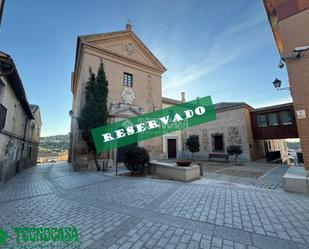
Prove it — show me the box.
[181,92,186,102]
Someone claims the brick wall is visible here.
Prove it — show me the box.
[278,8,309,169]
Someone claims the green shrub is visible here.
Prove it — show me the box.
[227,145,243,164]
[123,145,150,174]
[186,135,200,160]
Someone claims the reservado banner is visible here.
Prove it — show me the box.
[91,96,216,153]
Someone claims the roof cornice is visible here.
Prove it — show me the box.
[0,51,34,119]
[79,30,166,72]
[83,43,165,74]
[73,29,166,89]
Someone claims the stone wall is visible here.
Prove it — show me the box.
[0,76,41,182]
[183,107,264,162]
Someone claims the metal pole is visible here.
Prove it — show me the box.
[0,0,5,29]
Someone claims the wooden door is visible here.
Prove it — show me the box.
[167,139,177,158]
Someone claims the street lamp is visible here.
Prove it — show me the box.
[272,78,290,91]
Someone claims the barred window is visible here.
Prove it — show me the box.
[123,73,133,87]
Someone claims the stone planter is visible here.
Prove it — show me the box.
[176,160,192,167]
[150,160,200,182]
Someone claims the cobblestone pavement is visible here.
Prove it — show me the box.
[203,165,289,190]
[0,163,309,249]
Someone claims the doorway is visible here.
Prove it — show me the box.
[167,139,177,159]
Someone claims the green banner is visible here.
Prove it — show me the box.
[91,96,216,153]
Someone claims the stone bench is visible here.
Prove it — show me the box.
[283,166,309,193]
[208,153,229,162]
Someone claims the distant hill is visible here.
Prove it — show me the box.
[39,134,69,153]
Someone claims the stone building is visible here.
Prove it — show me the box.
[0,51,42,182]
[183,102,261,161]
[164,97,289,163]
[69,24,166,170]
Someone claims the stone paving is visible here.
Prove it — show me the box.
[202,163,289,190]
[0,162,309,249]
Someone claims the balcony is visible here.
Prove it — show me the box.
[0,103,7,129]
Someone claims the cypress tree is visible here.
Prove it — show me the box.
[78,61,108,170]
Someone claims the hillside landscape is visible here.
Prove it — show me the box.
[39,134,69,153]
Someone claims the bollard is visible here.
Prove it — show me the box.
[198,163,203,176]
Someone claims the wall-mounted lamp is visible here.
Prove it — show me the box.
[69,110,78,119]
[278,45,309,68]
[272,78,290,91]
[293,45,309,56]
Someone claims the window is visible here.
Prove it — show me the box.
[268,113,278,126]
[0,102,6,130]
[212,134,224,152]
[257,114,267,127]
[0,79,5,104]
[123,73,133,87]
[280,111,292,125]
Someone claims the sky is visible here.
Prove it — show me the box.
[0,0,291,137]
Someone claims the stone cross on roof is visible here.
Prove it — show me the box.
[126,19,132,31]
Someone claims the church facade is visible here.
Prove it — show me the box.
[69,24,166,169]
